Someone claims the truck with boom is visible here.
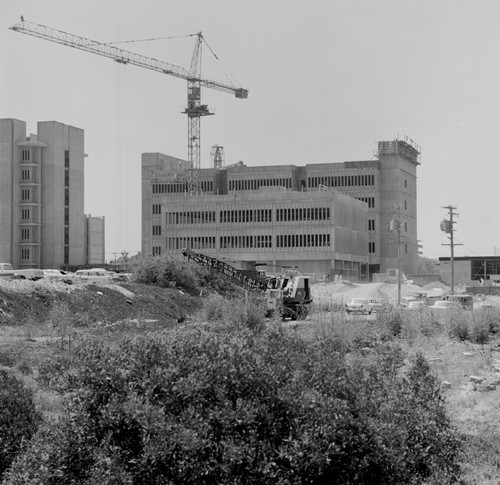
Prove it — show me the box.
[181,248,312,320]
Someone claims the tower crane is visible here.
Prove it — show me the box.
[9,17,248,195]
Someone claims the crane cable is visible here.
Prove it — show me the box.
[105,33,197,45]
[106,32,241,87]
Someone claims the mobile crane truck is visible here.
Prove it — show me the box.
[181,248,312,320]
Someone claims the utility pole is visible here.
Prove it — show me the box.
[390,205,403,307]
[441,205,462,294]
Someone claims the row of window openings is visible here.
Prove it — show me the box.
[21,149,70,167]
[21,246,69,264]
[22,246,69,264]
[157,238,409,256]
[153,174,375,193]
[368,219,407,231]
[162,207,331,225]
[21,247,72,263]
[368,242,408,254]
[229,178,292,191]
[21,170,70,186]
[164,233,332,251]
[308,174,375,188]
[356,197,375,209]
[21,207,70,225]
[21,183,70,202]
[152,180,213,194]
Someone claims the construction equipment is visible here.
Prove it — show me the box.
[9,18,248,195]
[181,248,312,320]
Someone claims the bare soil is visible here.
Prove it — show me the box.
[0,278,199,326]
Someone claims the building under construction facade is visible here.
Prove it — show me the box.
[0,118,105,269]
[141,137,420,281]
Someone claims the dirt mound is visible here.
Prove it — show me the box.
[0,281,200,326]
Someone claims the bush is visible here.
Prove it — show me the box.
[6,329,462,484]
[447,312,470,342]
[470,317,490,346]
[0,370,41,480]
[133,254,242,298]
[133,254,200,293]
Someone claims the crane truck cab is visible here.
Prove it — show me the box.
[181,248,312,320]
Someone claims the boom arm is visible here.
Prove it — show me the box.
[9,19,248,98]
[182,248,269,292]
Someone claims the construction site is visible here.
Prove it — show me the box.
[5,18,421,285]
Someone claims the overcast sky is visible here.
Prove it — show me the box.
[2,0,500,261]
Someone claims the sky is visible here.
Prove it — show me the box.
[2,0,500,261]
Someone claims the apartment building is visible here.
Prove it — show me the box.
[0,118,105,269]
[141,137,420,281]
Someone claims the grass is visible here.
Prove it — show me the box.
[2,295,500,482]
[304,305,500,484]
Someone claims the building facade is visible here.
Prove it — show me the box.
[0,118,105,269]
[84,215,106,266]
[141,137,420,281]
[439,256,500,287]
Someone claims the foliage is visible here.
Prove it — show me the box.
[446,309,470,342]
[417,256,440,275]
[133,254,241,297]
[204,294,267,331]
[6,326,462,484]
[132,254,200,293]
[0,370,41,480]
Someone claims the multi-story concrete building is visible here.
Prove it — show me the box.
[0,118,105,269]
[84,215,106,266]
[141,137,420,281]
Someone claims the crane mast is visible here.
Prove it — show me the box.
[9,18,248,195]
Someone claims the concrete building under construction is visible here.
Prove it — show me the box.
[141,137,420,281]
[0,118,105,269]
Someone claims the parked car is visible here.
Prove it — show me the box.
[368,298,393,313]
[444,294,473,310]
[431,300,457,311]
[74,268,111,283]
[43,269,70,279]
[345,298,373,315]
[407,300,428,310]
[107,271,130,282]
[0,263,43,281]
[43,269,74,284]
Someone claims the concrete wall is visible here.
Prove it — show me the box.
[38,121,85,267]
[0,119,25,264]
[439,260,471,286]
[377,144,419,275]
[85,215,105,265]
[141,153,191,257]
[141,138,420,279]
[152,190,368,280]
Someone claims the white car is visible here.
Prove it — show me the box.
[345,298,373,315]
[43,269,72,279]
[407,300,427,310]
[431,300,457,311]
[74,268,111,283]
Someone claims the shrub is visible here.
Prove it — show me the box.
[470,317,490,346]
[447,312,470,342]
[133,254,242,298]
[0,370,41,480]
[386,309,403,336]
[133,254,199,293]
[6,329,462,484]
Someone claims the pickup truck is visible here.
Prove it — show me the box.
[0,263,44,281]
